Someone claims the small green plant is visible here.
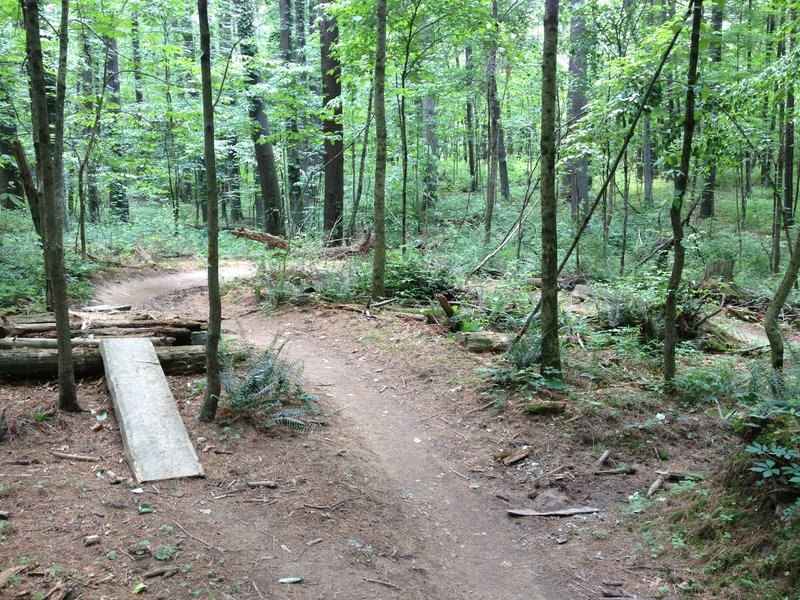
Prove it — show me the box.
[221,339,318,430]
[347,539,374,563]
[745,442,800,490]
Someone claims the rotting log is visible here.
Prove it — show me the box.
[0,345,206,379]
[230,227,289,250]
[455,331,510,353]
[0,336,174,349]
[321,229,374,259]
[523,400,567,416]
[0,318,204,340]
[435,293,455,317]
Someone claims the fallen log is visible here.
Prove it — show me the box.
[0,345,206,379]
[455,331,510,353]
[0,336,174,349]
[321,229,374,259]
[80,304,132,313]
[507,506,600,517]
[230,227,289,250]
[1,319,202,341]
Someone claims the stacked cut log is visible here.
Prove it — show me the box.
[0,308,208,379]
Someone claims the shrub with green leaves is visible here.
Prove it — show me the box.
[221,340,318,430]
[357,252,456,302]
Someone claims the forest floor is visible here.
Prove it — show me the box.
[0,261,744,599]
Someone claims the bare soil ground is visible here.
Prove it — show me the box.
[0,263,736,599]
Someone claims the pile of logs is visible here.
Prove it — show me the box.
[0,306,208,379]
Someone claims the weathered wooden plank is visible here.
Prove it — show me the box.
[99,339,204,483]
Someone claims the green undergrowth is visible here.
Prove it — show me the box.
[220,339,318,431]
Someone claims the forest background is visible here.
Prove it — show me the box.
[1,0,800,597]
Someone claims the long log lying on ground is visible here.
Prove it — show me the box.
[0,318,204,339]
[0,336,174,349]
[230,227,289,250]
[0,345,206,379]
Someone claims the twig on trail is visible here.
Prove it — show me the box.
[372,298,397,308]
[526,465,565,484]
[173,521,219,551]
[241,498,278,504]
[252,581,264,599]
[51,451,100,462]
[303,499,348,512]
[594,466,637,475]
[466,400,496,415]
[143,567,178,579]
[647,474,665,498]
[595,450,612,469]
[448,465,470,480]
[362,577,400,589]
[420,411,445,422]
[507,506,600,517]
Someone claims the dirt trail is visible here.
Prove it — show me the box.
[97,266,566,600]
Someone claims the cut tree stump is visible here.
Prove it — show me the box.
[455,331,510,353]
[0,345,206,379]
[100,339,204,483]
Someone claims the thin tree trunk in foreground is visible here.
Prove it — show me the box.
[539,0,561,377]
[22,0,79,412]
[664,0,702,385]
[371,0,387,299]
[197,0,221,422]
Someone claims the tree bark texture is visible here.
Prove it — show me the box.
[421,94,439,211]
[566,0,589,219]
[105,36,128,222]
[371,0,388,299]
[238,0,283,235]
[321,7,344,243]
[664,0,702,385]
[699,1,723,219]
[22,0,79,411]
[539,0,562,377]
[465,46,477,193]
[197,0,222,422]
[485,2,500,244]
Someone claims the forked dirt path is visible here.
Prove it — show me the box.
[96,265,568,600]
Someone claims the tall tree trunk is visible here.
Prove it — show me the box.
[784,11,795,228]
[279,0,302,229]
[131,12,144,104]
[105,36,128,222]
[0,117,23,210]
[52,0,69,231]
[238,0,283,235]
[540,0,562,377]
[664,0,703,385]
[485,0,500,244]
[465,46,477,192]
[348,80,373,239]
[372,0,387,299]
[321,6,344,243]
[565,0,589,219]
[421,94,439,211]
[699,1,723,219]
[197,0,222,422]
[642,111,653,205]
[22,0,79,412]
